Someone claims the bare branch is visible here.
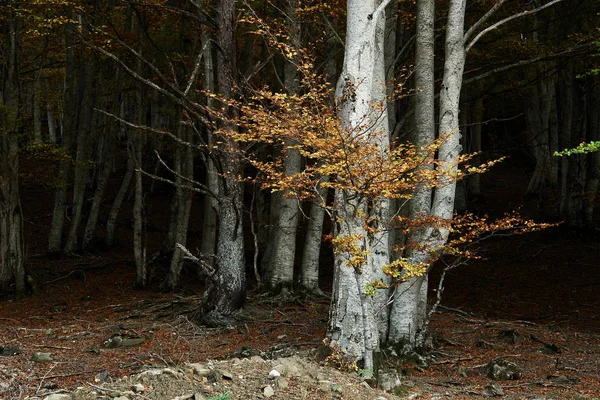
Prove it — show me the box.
[465,0,567,54]
[176,243,216,277]
[464,0,508,45]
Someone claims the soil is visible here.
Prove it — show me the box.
[1,156,599,399]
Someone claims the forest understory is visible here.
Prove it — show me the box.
[1,155,599,400]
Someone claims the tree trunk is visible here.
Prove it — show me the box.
[0,18,26,297]
[164,128,194,291]
[105,153,133,248]
[82,132,114,251]
[265,1,302,292]
[48,24,76,254]
[64,61,95,254]
[201,30,218,270]
[327,0,392,369]
[388,0,435,349]
[583,79,600,226]
[299,179,328,294]
[200,0,246,323]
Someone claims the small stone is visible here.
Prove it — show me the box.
[250,355,265,363]
[43,394,71,400]
[377,370,401,393]
[31,352,53,362]
[95,371,109,383]
[317,380,331,392]
[162,368,179,377]
[484,382,505,396]
[221,370,234,380]
[486,358,521,380]
[275,377,288,390]
[113,397,129,400]
[263,385,275,398]
[268,370,281,379]
[190,363,211,377]
[131,383,145,393]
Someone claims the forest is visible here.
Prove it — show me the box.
[1,0,600,399]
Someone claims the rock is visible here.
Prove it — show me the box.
[497,330,522,345]
[221,370,234,380]
[190,363,211,377]
[483,382,505,396]
[43,394,72,400]
[272,357,304,377]
[486,358,521,380]
[131,383,145,393]
[268,370,281,379]
[377,370,401,393]
[548,375,579,385]
[113,397,129,400]
[263,385,275,398]
[0,345,21,356]
[317,380,331,392]
[94,371,109,383]
[250,355,265,363]
[31,352,53,362]
[275,377,289,390]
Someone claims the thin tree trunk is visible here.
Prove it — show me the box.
[583,80,600,226]
[299,179,328,295]
[33,79,43,143]
[64,62,95,254]
[82,133,114,251]
[265,0,302,292]
[48,24,76,254]
[105,154,133,247]
[468,97,483,197]
[201,30,218,270]
[164,128,194,291]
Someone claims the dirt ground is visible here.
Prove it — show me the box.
[1,156,599,399]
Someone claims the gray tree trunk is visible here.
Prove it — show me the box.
[64,62,95,254]
[0,18,26,297]
[388,0,435,349]
[164,128,194,291]
[583,80,600,226]
[265,0,302,292]
[82,132,114,251]
[201,30,218,270]
[200,0,246,323]
[105,153,134,248]
[48,24,76,254]
[327,0,392,370]
[33,79,43,143]
[299,179,327,294]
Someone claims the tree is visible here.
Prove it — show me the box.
[0,7,26,297]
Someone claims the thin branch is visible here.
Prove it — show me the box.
[465,0,567,53]
[463,41,595,85]
[463,0,508,44]
[175,243,216,277]
[184,40,212,97]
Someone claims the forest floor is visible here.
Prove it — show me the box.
[1,156,600,399]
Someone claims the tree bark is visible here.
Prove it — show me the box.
[48,24,76,254]
[0,17,26,297]
[388,0,435,349]
[264,0,302,293]
[327,0,392,369]
[200,0,246,323]
[64,61,95,254]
